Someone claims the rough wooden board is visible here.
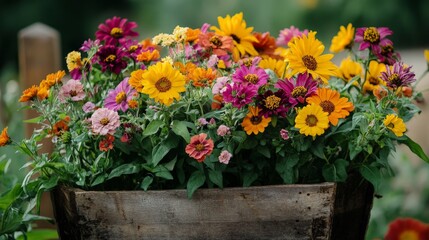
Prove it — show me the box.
[53,183,336,240]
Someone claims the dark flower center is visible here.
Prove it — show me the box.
[363,27,380,43]
[69,90,77,97]
[320,100,335,114]
[305,114,318,127]
[110,27,123,38]
[264,95,281,110]
[368,77,379,85]
[155,77,172,92]
[195,143,204,151]
[105,54,117,63]
[381,45,394,55]
[302,55,317,71]
[291,86,308,98]
[387,123,394,129]
[210,36,223,47]
[250,116,262,125]
[388,73,401,86]
[244,74,259,84]
[230,34,241,44]
[100,118,110,126]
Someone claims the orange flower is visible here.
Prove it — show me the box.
[186,28,201,43]
[241,106,271,135]
[212,94,224,110]
[140,38,159,51]
[52,117,70,136]
[37,87,49,100]
[40,70,66,89]
[128,99,138,109]
[0,127,11,147]
[185,133,214,162]
[189,67,217,87]
[373,87,388,101]
[136,49,160,63]
[198,32,234,56]
[19,85,39,102]
[129,69,145,92]
[252,32,278,59]
[174,61,197,82]
[385,218,429,240]
[99,134,115,152]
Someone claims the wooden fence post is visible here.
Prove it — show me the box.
[18,22,61,229]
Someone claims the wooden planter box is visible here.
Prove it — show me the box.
[51,177,373,240]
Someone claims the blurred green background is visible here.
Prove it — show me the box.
[1,0,429,239]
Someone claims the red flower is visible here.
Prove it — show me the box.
[95,16,139,45]
[185,133,214,162]
[385,218,429,240]
[252,32,278,59]
[99,135,115,152]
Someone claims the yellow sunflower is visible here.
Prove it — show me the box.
[338,57,363,83]
[210,12,259,61]
[241,106,271,135]
[141,61,186,106]
[383,114,406,137]
[306,88,354,126]
[286,31,337,84]
[258,57,288,78]
[295,104,329,137]
[329,23,355,53]
[363,60,386,93]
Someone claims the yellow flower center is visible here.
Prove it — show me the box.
[302,55,317,71]
[155,77,172,92]
[100,118,110,126]
[368,77,379,85]
[399,230,419,240]
[230,34,241,44]
[320,100,335,114]
[388,73,401,86]
[251,116,262,125]
[244,74,259,84]
[105,55,116,63]
[264,95,281,110]
[195,143,204,151]
[110,27,123,38]
[381,44,394,55]
[210,36,223,47]
[305,114,318,127]
[115,91,127,104]
[291,86,308,98]
[363,27,380,43]
[129,45,138,52]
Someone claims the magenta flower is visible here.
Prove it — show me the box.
[276,26,309,46]
[222,83,258,109]
[95,45,127,74]
[218,150,232,164]
[104,77,137,112]
[90,108,121,135]
[375,44,401,65]
[232,65,269,88]
[257,90,289,118]
[185,133,214,162]
[58,80,85,102]
[216,125,231,137]
[380,62,416,89]
[276,73,318,107]
[121,39,143,61]
[80,38,101,52]
[95,16,139,45]
[355,27,393,55]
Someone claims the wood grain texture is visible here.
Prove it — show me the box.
[52,183,336,240]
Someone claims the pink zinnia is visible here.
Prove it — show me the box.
[95,16,139,45]
[276,73,318,108]
[218,150,232,164]
[212,77,229,95]
[104,77,137,112]
[232,65,269,88]
[380,62,416,89]
[276,26,309,46]
[354,27,393,55]
[58,80,85,102]
[216,125,231,137]
[95,45,127,74]
[185,133,214,162]
[222,83,258,109]
[90,108,120,135]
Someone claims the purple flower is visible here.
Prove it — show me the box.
[58,80,85,102]
[83,102,96,113]
[232,65,269,88]
[276,73,318,107]
[90,108,120,135]
[95,16,139,45]
[355,27,393,55]
[104,77,137,112]
[120,39,143,61]
[222,83,258,109]
[276,26,309,46]
[380,62,416,89]
[375,44,401,65]
[95,45,127,74]
[218,150,232,164]
[80,39,101,52]
[216,125,231,137]
[257,90,289,118]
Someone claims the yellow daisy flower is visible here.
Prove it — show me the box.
[363,60,386,93]
[424,50,429,65]
[286,31,337,84]
[338,57,363,82]
[259,57,287,78]
[306,88,354,126]
[295,104,329,137]
[210,12,258,61]
[383,114,406,137]
[241,106,271,135]
[141,61,186,106]
[329,23,355,53]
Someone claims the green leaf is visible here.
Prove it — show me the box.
[359,165,382,192]
[243,171,258,187]
[311,140,326,160]
[143,120,164,136]
[140,176,153,191]
[322,159,349,182]
[258,146,271,158]
[91,174,107,187]
[398,135,429,163]
[154,165,174,180]
[107,163,140,180]
[23,115,44,123]
[164,157,177,171]
[16,229,58,240]
[152,134,178,166]
[208,169,223,188]
[171,120,190,143]
[187,170,206,198]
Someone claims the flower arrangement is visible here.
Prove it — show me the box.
[1,13,428,202]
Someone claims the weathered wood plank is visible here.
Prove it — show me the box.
[52,183,336,240]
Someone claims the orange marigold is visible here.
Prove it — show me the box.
[0,127,11,147]
[19,85,39,102]
[189,67,217,87]
[137,49,160,63]
[129,69,145,92]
